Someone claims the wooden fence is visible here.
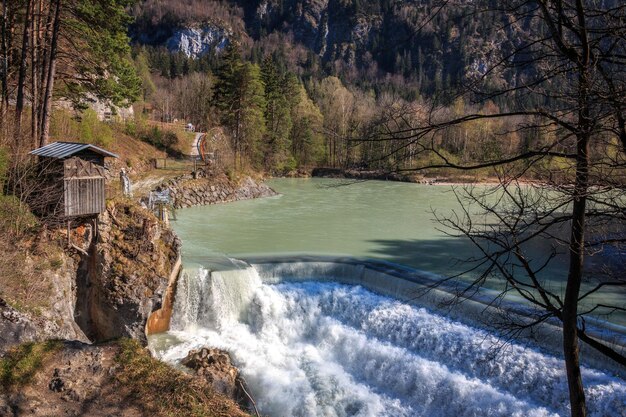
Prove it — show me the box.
[153,152,222,171]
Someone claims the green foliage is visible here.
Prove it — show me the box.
[134,49,157,100]
[0,341,62,390]
[0,146,8,190]
[240,63,267,168]
[261,56,297,171]
[215,45,267,169]
[214,43,244,123]
[114,339,247,417]
[79,109,114,147]
[290,84,325,167]
[141,126,180,156]
[0,195,39,238]
[275,154,298,174]
[63,0,141,109]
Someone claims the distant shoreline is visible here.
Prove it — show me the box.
[307,167,534,187]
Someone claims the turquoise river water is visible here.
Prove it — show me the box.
[148,178,626,417]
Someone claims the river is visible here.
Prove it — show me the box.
[149,178,626,417]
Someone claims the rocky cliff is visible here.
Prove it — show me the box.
[74,199,181,345]
[166,24,232,58]
[132,0,524,93]
[0,236,89,350]
[0,198,181,352]
[0,170,276,415]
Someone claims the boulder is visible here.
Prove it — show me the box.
[181,347,250,408]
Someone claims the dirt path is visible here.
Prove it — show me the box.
[190,132,202,157]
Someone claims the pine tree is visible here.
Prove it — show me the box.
[261,55,293,171]
[239,63,266,169]
[214,46,266,170]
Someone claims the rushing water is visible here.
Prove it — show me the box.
[172,178,624,324]
[150,265,626,417]
[149,178,626,416]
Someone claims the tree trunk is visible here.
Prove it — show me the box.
[559,2,591,413]
[14,0,31,140]
[39,0,60,148]
[0,0,9,120]
[30,0,41,147]
[562,133,589,417]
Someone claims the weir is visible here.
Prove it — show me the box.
[152,257,626,417]
[245,255,626,376]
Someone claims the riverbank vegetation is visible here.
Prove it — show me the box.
[0,339,249,417]
[1,1,624,417]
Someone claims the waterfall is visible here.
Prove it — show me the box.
[170,261,262,331]
[156,263,626,417]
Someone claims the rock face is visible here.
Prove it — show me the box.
[0,251,88,353]
[181,347,249,408]
[0,340,250,417]
[74,200,181,345]
[0,341,119,417]
[166,24,231,58]
[160,170,277,209]
[0,299,40,349]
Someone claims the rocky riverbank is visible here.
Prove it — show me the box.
[0,339,248,417]
[156,169,277,209]
[0,166,279,416]
[311,167,490,184]
[0,198,180,349]
[0,196,254,416]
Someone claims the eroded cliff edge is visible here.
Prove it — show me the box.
[74,199,181,344]
[0,171,276,416]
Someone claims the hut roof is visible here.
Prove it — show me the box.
[30,141,118,159]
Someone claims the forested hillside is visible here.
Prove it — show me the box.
[126,0,551,175]
[3,0,620,178]
[131,0,522,98]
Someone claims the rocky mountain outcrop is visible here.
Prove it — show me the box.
[133,0,525,93]
[74,199,180,345]
[246,0,518,86]
[166,23,232,58]
[159,170,277,209]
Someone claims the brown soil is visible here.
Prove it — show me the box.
[0,340,249,417]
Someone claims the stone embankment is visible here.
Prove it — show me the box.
[156,170,277,209]
[311,167,487,184]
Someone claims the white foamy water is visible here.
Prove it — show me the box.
[151,267,626,417]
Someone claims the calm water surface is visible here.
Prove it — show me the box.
[173,178,565,280]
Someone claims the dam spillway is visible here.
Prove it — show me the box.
[150,179,626,416]
[149,258,626,417]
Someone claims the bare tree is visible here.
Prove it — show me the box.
[356,2,626,417]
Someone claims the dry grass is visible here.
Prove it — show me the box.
[0,340,63,390]
[114,339,250,417]
[1,340,250,417]
[0,196,61,314]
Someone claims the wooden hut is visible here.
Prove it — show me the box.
[29,142,118,219]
